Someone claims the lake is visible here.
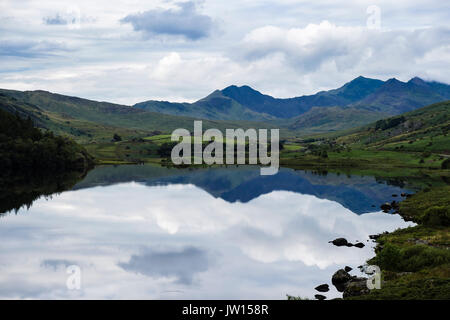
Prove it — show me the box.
[0,164,415,299]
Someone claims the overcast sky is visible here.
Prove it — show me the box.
[0,0,449,104]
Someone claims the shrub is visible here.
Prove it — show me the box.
[421,206,450,227]
[442,158,450,169]
[373,243,450,272]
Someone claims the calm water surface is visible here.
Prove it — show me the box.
[0,165,415,299]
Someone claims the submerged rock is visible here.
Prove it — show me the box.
[315,284,329,292]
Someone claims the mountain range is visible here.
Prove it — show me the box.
[0,76,449,140]
[135,76,450,123]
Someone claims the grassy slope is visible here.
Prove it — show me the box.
[335,100,450,153]
[0,89,279,144]
[288,106,388,133]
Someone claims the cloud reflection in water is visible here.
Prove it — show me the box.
[0,182,413,299]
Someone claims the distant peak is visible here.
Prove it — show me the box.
[346,76,382,85]
[222,84,256,92]
[408,76,426,84]
[386,77,399,82]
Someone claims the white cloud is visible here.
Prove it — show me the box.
[0,0,449,102]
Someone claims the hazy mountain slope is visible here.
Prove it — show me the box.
[135,76,449,122]
[136,76,385,120]
[352,77,450,114]
[288,106,388,133]
[336,100,450,153]
[134,89,276,121]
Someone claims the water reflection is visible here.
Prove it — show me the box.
[74,165,417,214]
[0,173,414,299]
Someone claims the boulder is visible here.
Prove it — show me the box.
[332,269,352,292]
[315,284,329,292]
[329,238,349,246]
[343,278,369,298]
[344,266,353,272]
[391,201,399,209]
[315,294,326,300]
[354,242,365,248]
[380,203,392,211]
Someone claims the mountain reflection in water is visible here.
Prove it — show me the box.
[0,164,418,299]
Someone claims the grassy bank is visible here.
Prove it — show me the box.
[348,186,450,299]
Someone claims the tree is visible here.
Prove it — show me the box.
[113,133,122,142]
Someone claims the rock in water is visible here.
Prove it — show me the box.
[329,238,348,246]
[354,242,365,248]
[315,284,329,292]
[315,294,326,300]
[332,269,352,292]
[344,266,353,272]
[380,203,392,211]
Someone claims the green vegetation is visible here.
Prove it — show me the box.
[0,108,94,173]
[348,186,450,300]
[0,89,278,145]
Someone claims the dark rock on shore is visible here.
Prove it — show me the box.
[332,269,369,296]
[343,278,370,298]
[315,284,329,292]
[344,266,353,272]
[369,231,389,240]
[315,294,326,300]
[391,200,399,209]
[332,269,352,292]
[380,203,392,211]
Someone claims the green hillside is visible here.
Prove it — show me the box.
[288,106,388,133]
[0,89,278,144]
[336,100,450,153]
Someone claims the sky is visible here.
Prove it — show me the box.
[0,0,449,104]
